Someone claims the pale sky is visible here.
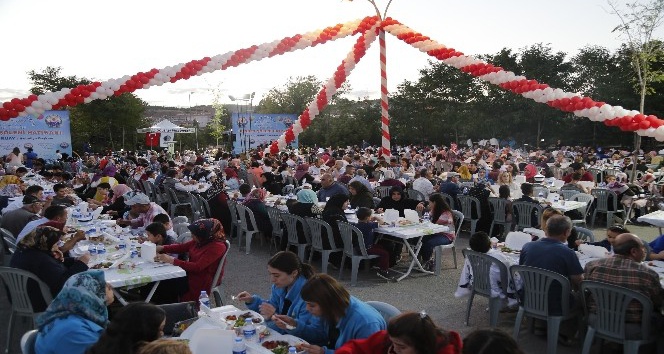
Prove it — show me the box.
[0,0,659,108]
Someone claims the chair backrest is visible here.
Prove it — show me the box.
[172,216,189,225]
[462,249,508,297]
[372,197,381,209]
[510,265,571,318]
[176,231,192,244]
[305,217,337,250]
[227,200,240,225]
[560,189,580,201]
[2,227,17,254]
[0,267,53,316]
[374,186,392,198]
[366,301,401,322]
[158,301,197,336]
[457,195,481,220]
[574,226,594,242]
[512,201,542,229]
[588,168,603,183]
[337,221,370,257]
[604,169,620,177]
[532,186,549,198]
[265,206,284,234]
[591,189,618,212]
[20,329,38,354]
[581,280,653,340]
[236,204,259,232]
[488,197,509,223]
[440,192,456,210]
[195,194,211,219]
[504,232,532,250]
[452,210,464,237]
[210,240,230,296]
[186,192,202,220]
[173,223,190,237]
[406,189,426,201]
[280,213,310,245]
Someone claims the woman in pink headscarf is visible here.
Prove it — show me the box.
[524,164,537,183]
[102,184,132,218]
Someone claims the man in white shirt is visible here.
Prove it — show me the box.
[412,169,437,197]
[308,159,323,177]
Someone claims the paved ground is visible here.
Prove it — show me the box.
[2,222,661,354]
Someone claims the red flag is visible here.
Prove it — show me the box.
[145,132,160,147]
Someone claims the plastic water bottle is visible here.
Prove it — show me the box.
[130,244,138,258]
[232,337,247,354]
[118,237,127,252]
[199,290,211,309]
[423,212,430,223]
[242,322,257,343]
[553,193,559,204]
[89,244,98,261]
[288,347,297,354]
[97,243,106,258]
[538,191,544,201]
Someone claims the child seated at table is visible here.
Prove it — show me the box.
[152,213,177,239]
[353,207,395,281]
[455,231,518,310]
[144,222,176,247]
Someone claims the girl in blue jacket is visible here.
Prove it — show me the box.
[298,274,386,354]
[236,251,327,345]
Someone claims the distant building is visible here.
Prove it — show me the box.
[144,106,215,127]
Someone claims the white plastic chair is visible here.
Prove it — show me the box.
[337,221,379,286]
[433,210,464,275]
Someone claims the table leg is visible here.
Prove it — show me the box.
[394,237,433,282]
[112,281,162,306]
[145,281,161,303]
[112,289,129,306]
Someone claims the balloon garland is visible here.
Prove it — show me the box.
[0,16,379,121]
[380,17,664,141]
[3,14,664,146]
[269,20,381,155]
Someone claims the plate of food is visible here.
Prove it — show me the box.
[261,334,307,354]
[397,219,415,226]
[222,310,264,328]
[91,262,113,269]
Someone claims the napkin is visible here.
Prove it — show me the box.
[384,209,399,223]
[141,241,157,262]
[91,207,103,220]
[579,244,608,258]
[404,209,420,223]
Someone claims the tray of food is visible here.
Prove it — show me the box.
[260,334,307,354]
[221,310,264,328]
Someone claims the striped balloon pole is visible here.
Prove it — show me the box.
[379,29,391,157]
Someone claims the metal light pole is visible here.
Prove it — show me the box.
[189,92,198,151]
[248,92,255,151]
[230,93,254,155]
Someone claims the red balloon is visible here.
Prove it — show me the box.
[640,121,651,129]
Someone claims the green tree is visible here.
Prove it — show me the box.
[609,0,664,180]
[209,88,229,148]
[27,67,147,153]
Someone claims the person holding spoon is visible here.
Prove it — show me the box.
[235,251,327,345]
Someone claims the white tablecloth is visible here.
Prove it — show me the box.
[550,200,587,213]
[638,210,664,228]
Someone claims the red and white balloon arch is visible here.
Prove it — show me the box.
[2,15,663,156]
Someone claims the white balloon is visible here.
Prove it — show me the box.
[42,103,52,111]
[655,126,664,141]
[25,106,36,115]
[84,97,94,103]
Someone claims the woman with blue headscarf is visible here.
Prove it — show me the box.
[287,188,323,218]
[35,270,114,354]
